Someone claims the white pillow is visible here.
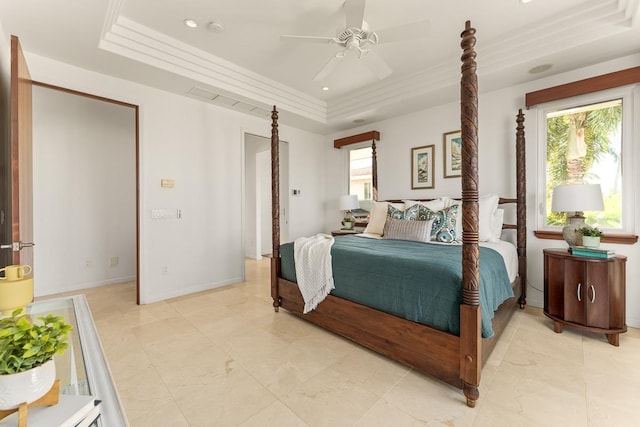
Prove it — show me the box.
[403,199,445,212]
[363,201,404,235]
[491,208,504,242]
[442,194,499,242]
[479,194,500,241]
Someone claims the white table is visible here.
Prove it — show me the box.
[26,295,128,426]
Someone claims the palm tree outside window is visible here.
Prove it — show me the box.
[545,99,622,229]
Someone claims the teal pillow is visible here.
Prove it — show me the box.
[430,204,459,243]
[386,204,405,220]
[399,204,459,242]
[400,204,459,243]
[404,204,432,221]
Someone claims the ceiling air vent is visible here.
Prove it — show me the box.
[188,87,217,100]
[187,87,269,118]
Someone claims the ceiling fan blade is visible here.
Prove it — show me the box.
[375,19,431,44]
[344,0,366,29]
[313,55,342,81]
[280,35,338,44]
[361,51,392,79]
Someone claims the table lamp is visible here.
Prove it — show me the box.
[551,183,604,246]
[339,194,359,230]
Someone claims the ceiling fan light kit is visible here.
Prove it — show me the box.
[280,0,430,82]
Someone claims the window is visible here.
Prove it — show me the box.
[545,99,622,227]
[349,146,373,201]
[537,86,635,234]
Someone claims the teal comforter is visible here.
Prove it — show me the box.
[280,235,514,338]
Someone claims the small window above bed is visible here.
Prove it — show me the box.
[349,146,373,202]
[334,130,379,214]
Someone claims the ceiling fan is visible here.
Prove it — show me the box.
[280,0,431,81]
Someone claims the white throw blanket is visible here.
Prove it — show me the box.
[293,233,335,313]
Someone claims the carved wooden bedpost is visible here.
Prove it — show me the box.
[459,20,481,408]
[271,106,282,311]
[516,109,527,308]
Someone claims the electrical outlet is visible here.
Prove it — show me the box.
[85,259,92,268]
[109,256,119,267]
[162,265,169,275]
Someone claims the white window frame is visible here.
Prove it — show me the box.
[345,142,374,209]
[535,85,637,234]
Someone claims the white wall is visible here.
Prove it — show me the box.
[32,86,136,294]
[24,53,326,304]
[326,54,640,328]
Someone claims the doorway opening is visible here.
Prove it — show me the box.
[31,82,140,303]
[243,133,289,261]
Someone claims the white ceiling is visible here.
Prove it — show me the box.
[1,0,639,133]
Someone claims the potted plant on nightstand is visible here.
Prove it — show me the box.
[341,216,355,230]
[575,226,604,248]
[0,308,72,410]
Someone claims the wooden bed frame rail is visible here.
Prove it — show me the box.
[269,21,527,408]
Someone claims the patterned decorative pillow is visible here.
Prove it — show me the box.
[383,218,434,243]
[387,204,459,242]
[429,205,459,243]
[404,203,434,221]
[403,199,445,212]
[386,204,406,220]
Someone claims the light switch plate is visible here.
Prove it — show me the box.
[151,209,171,219]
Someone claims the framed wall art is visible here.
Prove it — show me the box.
[411,144,435,189]
[443,130,462,178]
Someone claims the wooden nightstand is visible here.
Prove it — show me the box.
[543,248,627,346]
[331,229,363,237]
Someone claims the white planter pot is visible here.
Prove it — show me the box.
[582,236,601,248]
[0,359,56,410]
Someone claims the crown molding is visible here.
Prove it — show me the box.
[100,1,327,123]
[99,0,637,129]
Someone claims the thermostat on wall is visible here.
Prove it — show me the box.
[161,179,174,188]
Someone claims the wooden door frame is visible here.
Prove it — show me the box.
[10,35,33,266]
[30,81,141,304]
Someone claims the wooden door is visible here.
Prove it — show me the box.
[544,253,565,319]
[563,258,586,324]
[585,261,611,329]
[1,36,34,267]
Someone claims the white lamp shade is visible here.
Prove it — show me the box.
[339,194,359,211]
[551,184,604,212]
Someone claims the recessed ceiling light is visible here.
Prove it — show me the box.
[322,86,329,91]
[528,63,552,74]
[183,19,198,29]
[520,0,533,4]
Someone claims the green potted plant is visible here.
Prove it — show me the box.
[341,216,355,230]
[575,226,604,248]
[0,308,72,410]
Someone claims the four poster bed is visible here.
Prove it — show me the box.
[268,21,527,407]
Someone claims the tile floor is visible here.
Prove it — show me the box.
[47,258,640,426]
